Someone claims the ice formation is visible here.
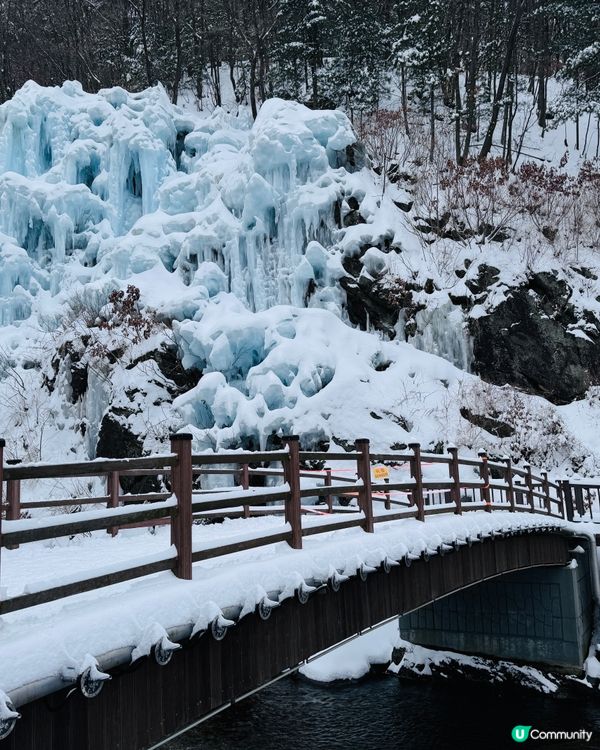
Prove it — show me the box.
[0,81,599,472]
[0,81,361,315]
[173,300,464,451]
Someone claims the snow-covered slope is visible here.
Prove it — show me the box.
[0,81,599,476]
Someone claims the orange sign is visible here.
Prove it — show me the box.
[373,466,390,480]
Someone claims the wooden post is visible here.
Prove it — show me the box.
[170,433,193,580]
[479,451,491,512]
[409,443,425,522]
[447,446,461,514]
[541,471,551,515]
[324,467,333,513]
[384,476,391,511]
[6,480,20,523]
[355,439,374,533]
[283,436,302,549]
[5,459,21,550]
[240,463,250,519]
[5,487,19,551]
[503,457,515,512]
[524,464,535,512]
[107,470,120,536]
[0,439,4,582]
[560,480,573,521]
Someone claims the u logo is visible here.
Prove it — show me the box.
[512,726,532,743]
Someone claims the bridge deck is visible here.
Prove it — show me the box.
[2,520,577,750]
[0,437,593,747]
[0,511,575,702]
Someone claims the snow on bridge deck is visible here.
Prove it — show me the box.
[0,510,576,702]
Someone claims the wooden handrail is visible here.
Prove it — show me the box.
[3,454,177,481]
[0,436,573,616]
[1,501,177,546]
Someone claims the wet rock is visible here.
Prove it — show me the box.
[96,411,142,458]
[341,275,403,337]
[344,142,366,171]
[70,363,88,402]
[340,277,395,336]
[343,209,365,227]
[573,266,598,281]
[128,344,201,395]
[393,199,413,212]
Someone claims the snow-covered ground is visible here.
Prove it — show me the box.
[299,620,400,683]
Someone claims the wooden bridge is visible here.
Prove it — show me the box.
[0,436,595,748]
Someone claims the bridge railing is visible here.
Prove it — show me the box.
[0,436,570,615]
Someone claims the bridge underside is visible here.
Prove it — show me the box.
[6,532,573,750]
[400,549,593,669]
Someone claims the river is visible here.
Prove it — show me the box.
[163,674,600,750]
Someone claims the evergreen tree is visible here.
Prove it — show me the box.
[323,0,390,119]
[271,0,330,104]
[550,0,600,120]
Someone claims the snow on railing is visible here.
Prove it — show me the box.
[0,435,571,618]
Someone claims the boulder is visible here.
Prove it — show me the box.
[470,272,600,405]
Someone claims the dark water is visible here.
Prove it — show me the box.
[164,675,600,750]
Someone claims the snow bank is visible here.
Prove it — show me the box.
[300,620,400,682]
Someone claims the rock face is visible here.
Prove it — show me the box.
[96,410,157,493]
[341,255,422,338]
[96,411,143,459]
[470,272,600,405]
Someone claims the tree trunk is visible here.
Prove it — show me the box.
[249,55,258,119]
[479,0,526,160]
[429,84,435,162]
[454,71,462,163]
[140,0,154,87]
[461,4,480,163]
[401,63,410,136]
[171,0,183,103]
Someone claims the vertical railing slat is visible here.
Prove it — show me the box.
[479,451,491,512]
[355,439,374,533]
[447,446,461,514]
[409,443,425,522]
[6,459,21,550]
[107,470,120,536]
[503,457,515,512]
[541,471,551,515]
[171,433,193,580]
[561,480,574,520]
[284,436,302,549]
[524,464,535,512]
[324,467,333,513]
[241,463,250,519]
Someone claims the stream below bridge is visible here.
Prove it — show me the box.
[163,674,600,750]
